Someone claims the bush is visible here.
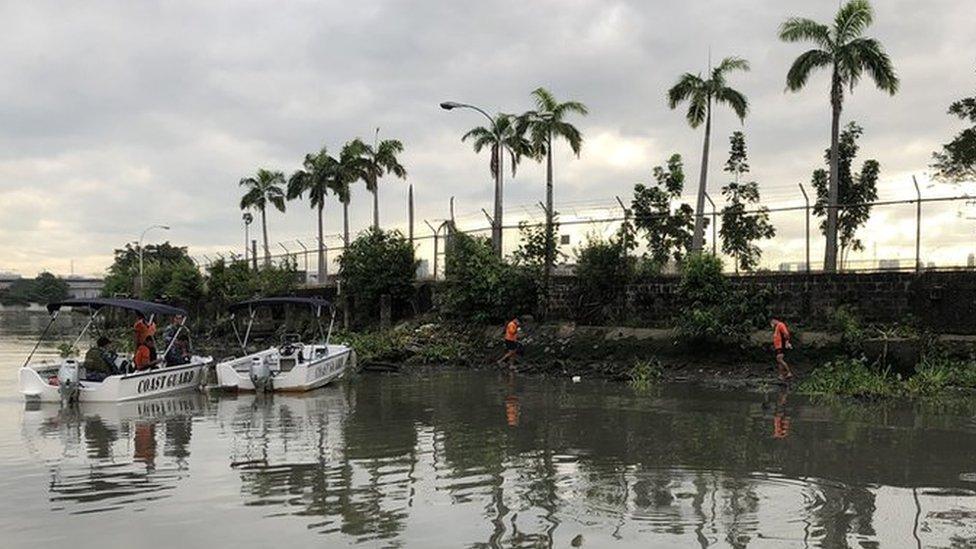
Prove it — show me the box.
[574,236,635,322]
[441,232,538,323]
[339,228,417,325]
[675,254,769,346]
[0,272,70,305]
[629,358,664,391]
[829,305,865,355]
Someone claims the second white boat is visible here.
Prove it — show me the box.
[215,297,356,393]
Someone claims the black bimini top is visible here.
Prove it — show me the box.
[229,297,333,315]
[46,298,188,318]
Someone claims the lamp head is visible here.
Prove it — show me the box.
[440,101,462,111]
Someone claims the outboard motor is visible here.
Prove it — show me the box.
[249,356,273,393]
[57,360,80,405]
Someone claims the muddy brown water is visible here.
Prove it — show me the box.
[1,309,976,547]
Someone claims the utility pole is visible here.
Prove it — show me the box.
[913,175,922,273]
[408,184,415,248]
[799,183,811,274]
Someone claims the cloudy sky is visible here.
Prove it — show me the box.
[1,0,974,277]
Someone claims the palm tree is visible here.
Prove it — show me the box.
[350,130,407,230]
[461,113,532,255]
[333,140,369,249]
[521,87,588,311]
[780,0,898,272]
[239,168,287,267]
[667,56,750,255]
[287,147,337,283]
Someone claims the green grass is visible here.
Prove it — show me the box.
[629,358,664,392]
[799,354,976,399]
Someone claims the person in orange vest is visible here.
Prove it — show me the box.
[497,315,523,370]
[134,313,157,347]
[770,317,794,382]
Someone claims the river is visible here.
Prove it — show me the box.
[1,310,975,547]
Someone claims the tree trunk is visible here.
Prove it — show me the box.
[691,100,712,253]
[493,145,504,257]
[340,200,349,249]
[317,203,326,284]
[824,74,843,272]
[261,207,271,267]
[543,131,554,317]
[371,174,380,230]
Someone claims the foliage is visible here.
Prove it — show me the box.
[800,355,976,399]
[339,228,417,324]
[667,56,750,128]
[573,235,635,321]
[240,168,287,264]
[1,272,71,305]
[57,343,79,358]
[102,241,203,303]
[675,254,769,346]
[461,113,533,180]
[719,132,775,271]
[521,87,588,160]
[828,305,865,355]
[631,154,697,267]
[441,232,538,323]
[932,71,976,183]
[511,218,560,272]
[629,358,664,392]
[811,122,879,261]
[348,134,407,227]
[779,0,899,100]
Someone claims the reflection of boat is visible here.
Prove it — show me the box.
[215,298,355,393]
[18,299,212,402]
[21,394,207,514]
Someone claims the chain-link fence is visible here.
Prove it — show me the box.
[194,185,976,283]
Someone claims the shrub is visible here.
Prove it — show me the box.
[675,254,769,346]
[339,228,417,325]
[574,235,635,322]
[441,232,538,323]
[629,358,664,391]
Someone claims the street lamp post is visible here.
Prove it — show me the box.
[137,224,170,296]
[242,213,253,264]
[440,101,505,256]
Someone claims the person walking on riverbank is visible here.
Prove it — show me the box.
[498,315,523,370]
[771,317,794,382]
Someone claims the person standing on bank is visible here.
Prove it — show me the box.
[498,315,523,370]
[771,317,794,382]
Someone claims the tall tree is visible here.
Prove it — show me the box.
[461,113,532,256]
[932,70,976,183]
[287,146,336,283]
[780,0,898,271]
[631,154,697,267]
[239,168,287,267]
[521,87,588,313]
[811,122,879,268]
[333,141,370,250]
[350,131,407,229]
[667,56,750,254]
[719,132,776,272]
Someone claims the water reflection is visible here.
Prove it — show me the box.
[10,372,976,547]
[21,395,204,514]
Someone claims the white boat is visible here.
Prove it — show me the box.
[18,298,212,403]
[215,297,356,393]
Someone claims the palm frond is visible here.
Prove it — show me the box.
[686,92,708,128]
[667,73,705,109]
[785,49,833,91]
[287,170,309,200]
[713,56,750,80]
[835,0,874,44]
[779,17,832,47]
[714,87,749,121]
[848,37,899,94]
[531,87,558,112]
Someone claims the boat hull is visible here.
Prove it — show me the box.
[19,358,212,403]
[215,345,355,393]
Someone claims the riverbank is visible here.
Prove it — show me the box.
[284,318,976,399]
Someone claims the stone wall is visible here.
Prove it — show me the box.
[547,270,976,334]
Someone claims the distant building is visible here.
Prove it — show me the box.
[968,253,975,268]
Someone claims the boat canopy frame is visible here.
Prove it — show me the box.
[229,297,336,352]
[25,298,190,369]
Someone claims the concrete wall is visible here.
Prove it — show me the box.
[547,270,976,334]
